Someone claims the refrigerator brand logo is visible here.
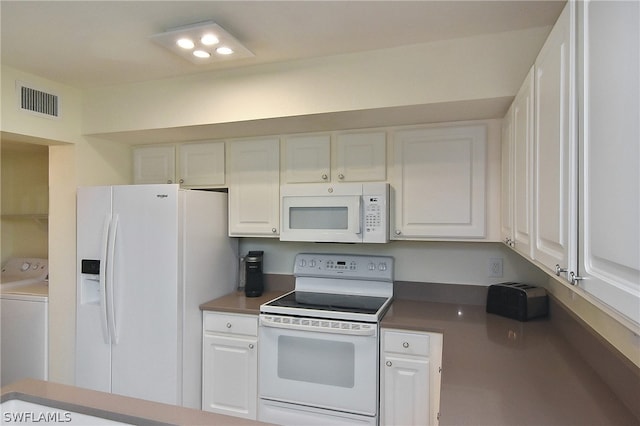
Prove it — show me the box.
[156,194,169,198]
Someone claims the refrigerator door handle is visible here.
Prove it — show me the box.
[99,214,112,344]
[106,214,120,344]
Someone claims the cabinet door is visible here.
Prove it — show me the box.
[512,68,534,257]
[381,354,430,426]
[501,105,514,246]
[178,142,225,187]
[282,134,330,183]
[381,330,442,426]
[577,0,640,324]
[533,3,576,276]
[334,131,386,182]
[133,145,175,184]
[227,138,280,237]
[392,125,487,239]
[202,334,257,420]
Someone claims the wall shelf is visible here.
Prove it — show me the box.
[1,214,48,227]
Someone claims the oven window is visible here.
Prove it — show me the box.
[277,336,355,388]
[289,207,348,230]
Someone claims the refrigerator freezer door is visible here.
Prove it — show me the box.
[76,186,113,393]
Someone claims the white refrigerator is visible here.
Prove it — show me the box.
[75,184,237,408]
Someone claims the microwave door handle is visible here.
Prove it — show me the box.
[354,197,362,235]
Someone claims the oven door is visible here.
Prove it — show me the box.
[258,315,378,416]
[280,194,362,243]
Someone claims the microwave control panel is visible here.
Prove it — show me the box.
[362,186,388,243]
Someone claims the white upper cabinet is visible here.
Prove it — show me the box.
[500,105,515,247]
[512,68,534,257]
[227,137,280,237]
[533,2,576,276]
[392,124,487,239]
[334,131,386,182]
[577,0,640,324]
[133,145,176,184]
[281,134,331,183]
[282,131,386,183]
[133,142,225,188]
[178,141,225,187]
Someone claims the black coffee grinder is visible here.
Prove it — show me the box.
[244,251,264,297]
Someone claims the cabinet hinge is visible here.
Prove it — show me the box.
[437,412,441,421]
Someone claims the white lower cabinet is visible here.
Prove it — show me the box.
[202,312,258,420]
[380,329,443,426]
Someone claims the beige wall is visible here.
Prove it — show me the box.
[1,66,131,384]
[83,27,551,135]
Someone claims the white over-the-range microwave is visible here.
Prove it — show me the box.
[280,182,389,243]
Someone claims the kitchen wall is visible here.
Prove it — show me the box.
[0,17,635,385]
[240,239,548,287]
[1,66,132,384]
[83,27,551,137]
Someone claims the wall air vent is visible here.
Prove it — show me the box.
[17,82,60,119]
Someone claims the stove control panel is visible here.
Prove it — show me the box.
[294,253,393,281]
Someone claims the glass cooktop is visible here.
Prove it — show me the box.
[264,291,389,315]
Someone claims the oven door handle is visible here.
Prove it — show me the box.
[260,316,377,336]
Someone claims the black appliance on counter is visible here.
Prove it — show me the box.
[244,251,264,297]
[486,282,548,321]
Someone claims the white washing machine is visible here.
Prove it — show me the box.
[1,258,49,385]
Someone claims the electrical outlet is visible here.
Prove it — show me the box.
[488,258,503,278]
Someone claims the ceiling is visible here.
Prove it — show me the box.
[1,1,566,90]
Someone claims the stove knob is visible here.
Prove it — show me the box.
[21,262,31,272]
[309,259,317,268]
[378,262,387,271]
[299,259,307,268]
[368,262,376,271]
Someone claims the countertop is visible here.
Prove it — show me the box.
[202,291,639,426]
[1,379,271,426]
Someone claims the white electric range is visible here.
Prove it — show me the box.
[258,253,394,426]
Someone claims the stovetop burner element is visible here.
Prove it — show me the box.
[266,291,388,315]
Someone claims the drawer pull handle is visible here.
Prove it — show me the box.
[249,343,254,349]
[402,342,409,348]
[386,361,392,367]
[226,322,232,328]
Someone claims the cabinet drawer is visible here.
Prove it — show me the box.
[204,312,258,336]
[383,330,430,356]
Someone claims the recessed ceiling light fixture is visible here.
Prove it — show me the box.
[151,21,253,64]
